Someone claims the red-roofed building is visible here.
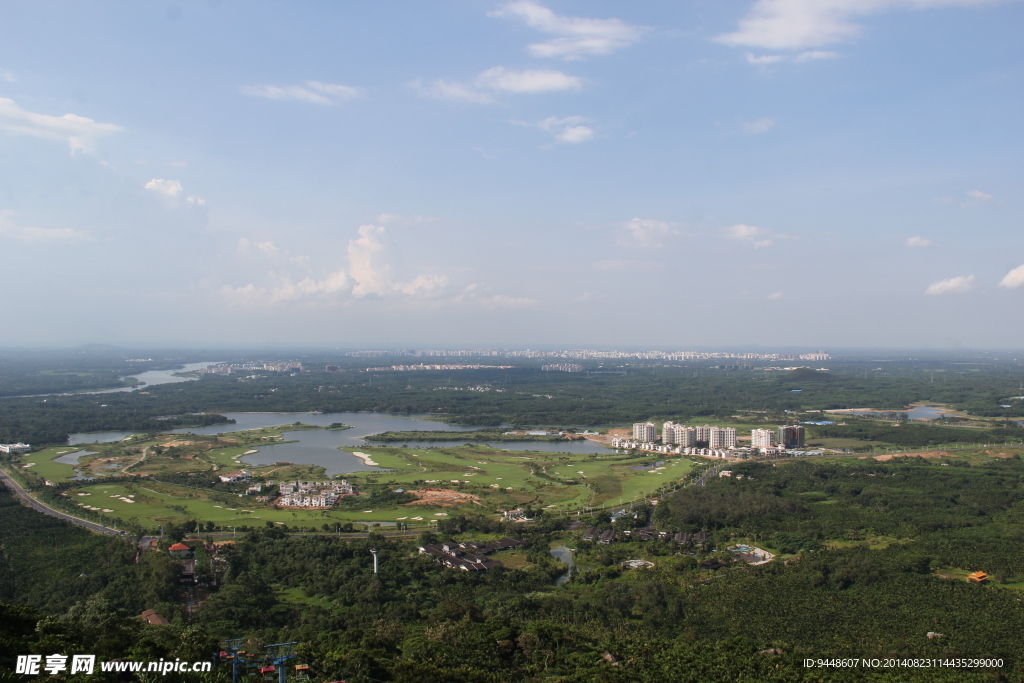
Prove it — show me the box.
[168,542,192,558]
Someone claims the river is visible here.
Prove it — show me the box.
[550,544,575,585]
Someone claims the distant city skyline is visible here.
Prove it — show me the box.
[1,1,1021,348]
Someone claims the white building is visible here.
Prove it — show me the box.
[633,422,657,442]
[751,429,776,449]
[708,427,737,449]
[0,443,31,454]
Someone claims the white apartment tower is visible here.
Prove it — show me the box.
[633,422,657,442]
[751,428,776,449]
[708,427,737,449]
[662,421,679,444]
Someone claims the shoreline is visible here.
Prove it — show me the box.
[349,451,381,467]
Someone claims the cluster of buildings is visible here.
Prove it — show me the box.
[276,479,355,508]
[349,348,831,362]
[582,527,709,546]
[198,362,302,375]
[0,443,31,454]
[364,364,514,371]
[541,363,584,372]
[614,422,807,459]
[418,537,526,572]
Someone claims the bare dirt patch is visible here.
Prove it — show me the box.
[983,450,1013,458]
[160,440,196,448]
[405,488,482,507]
[873,451,950,461]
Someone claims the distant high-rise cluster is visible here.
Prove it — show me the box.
[658,422,737,448]
[617,421,811,461]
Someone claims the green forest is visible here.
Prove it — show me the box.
[4,455,1024,681]
[2,353,1023,446]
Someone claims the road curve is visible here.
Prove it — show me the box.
[0,468,123,536]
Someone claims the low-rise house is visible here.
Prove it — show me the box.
[598,529,616,545]
[0,443,31,453]
[218,470,251,483]
[967,571,988,583]
[168,542,192,558]
[582,527,598,541]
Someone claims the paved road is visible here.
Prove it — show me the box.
[0,468,124,536]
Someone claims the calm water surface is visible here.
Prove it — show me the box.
[67,412,612,477]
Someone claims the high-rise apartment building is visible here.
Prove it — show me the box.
[662,421,679,443]
[633,422,657,442]
[778,425,805,448]
[694,425,713,443]
[708,427,737,449]
[751,428,776,449]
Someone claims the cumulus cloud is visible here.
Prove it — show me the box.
[998,265,1024,289]
[906,236,933,247]
[240,81,363,105]
[925,274,976,295]
[618,218,675,248]
[766,291,784,300]
[144,178,205,205]
[411,66,582,104]
[238,237,281,257]
[489,1,646,60]
[722,223,775,248]
[0,210,91,243]
[741,118,776,134]
[0,97,121,153]
[0,68,15,82]
[718,0,1004,50]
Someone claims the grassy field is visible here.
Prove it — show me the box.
[44,432,700,531]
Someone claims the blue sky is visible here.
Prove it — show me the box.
[0,0,1021,349]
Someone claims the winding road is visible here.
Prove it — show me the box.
[0,468,124,536]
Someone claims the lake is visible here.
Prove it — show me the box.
[67,411,612,476]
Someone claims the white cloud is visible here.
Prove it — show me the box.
[766,291,784,300]
[0,68,15,82]
[966,189,993,201]
[741,118,776,134]
[795,50,841,61]
[998,265,1024,289]
[238,237,281,257]
[906,236,933,247]
[144,178,183,198]
[453,284,538,309]
[145,178,205,205]
[745,53,787,64]
[722,223,775,248]
[619,218,675,248]
[0,210,91,243]
[490,1,646,60]
[536,116,594,144]
[0,97,121,153]
[411,66,582,104]
[745,50,839,64]
[240,81,363,105]
[717,0,1005,50]
[925,274,976,295]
